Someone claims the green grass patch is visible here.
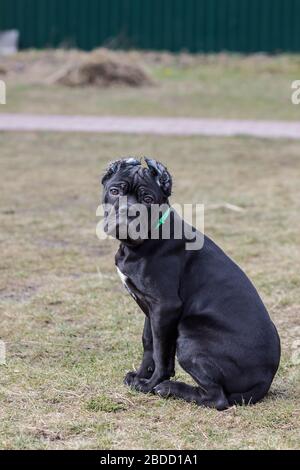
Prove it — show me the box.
[86,396,126,413]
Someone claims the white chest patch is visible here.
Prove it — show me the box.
[116,266,128,286]
[116,267,137,300]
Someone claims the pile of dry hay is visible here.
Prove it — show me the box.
[54,48,154,87]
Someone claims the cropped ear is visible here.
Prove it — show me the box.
[145,157,172,197]
[101,158,140,185]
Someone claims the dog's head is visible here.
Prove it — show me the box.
[101,157,172,244]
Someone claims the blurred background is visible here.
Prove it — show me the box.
[1,0,300,53]
[1,0,300,120]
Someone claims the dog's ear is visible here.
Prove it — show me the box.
[145,158,172,197]
[101,158,140,185]
[101,160,121,185]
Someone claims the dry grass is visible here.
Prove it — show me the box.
[55,48,153,87]
[0,131,299,449]
[1,49,300,119]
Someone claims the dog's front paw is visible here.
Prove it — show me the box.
[136,363,155,379]
[124,371,137,386]
[132,377,154,394]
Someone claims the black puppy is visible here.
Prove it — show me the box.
[101,157,280,410]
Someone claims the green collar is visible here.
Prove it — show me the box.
[155,207,171,229]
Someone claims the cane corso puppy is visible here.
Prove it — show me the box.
[101,157,280,410]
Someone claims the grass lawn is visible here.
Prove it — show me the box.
[1,51,300,120]
[0,131,299,449]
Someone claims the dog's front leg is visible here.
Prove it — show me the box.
[137,316,155,377]
[124,317,155,386]
[131,305,179,393]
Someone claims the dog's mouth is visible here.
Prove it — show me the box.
[103,206,147,244]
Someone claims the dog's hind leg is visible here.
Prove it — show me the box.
[154,380,228,410]
[154,355,229,411]
[227,376,273,406]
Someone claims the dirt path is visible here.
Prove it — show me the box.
[0,113,300,139]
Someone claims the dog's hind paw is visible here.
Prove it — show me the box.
[154,380,173,398]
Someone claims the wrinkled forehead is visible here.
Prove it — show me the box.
[110,165,160,193]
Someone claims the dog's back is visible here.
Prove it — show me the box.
[178,234,281,402]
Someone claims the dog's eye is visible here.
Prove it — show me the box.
[143,195,154,204]
[110,188,119,196]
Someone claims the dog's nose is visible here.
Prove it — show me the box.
[119,206,128,216]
